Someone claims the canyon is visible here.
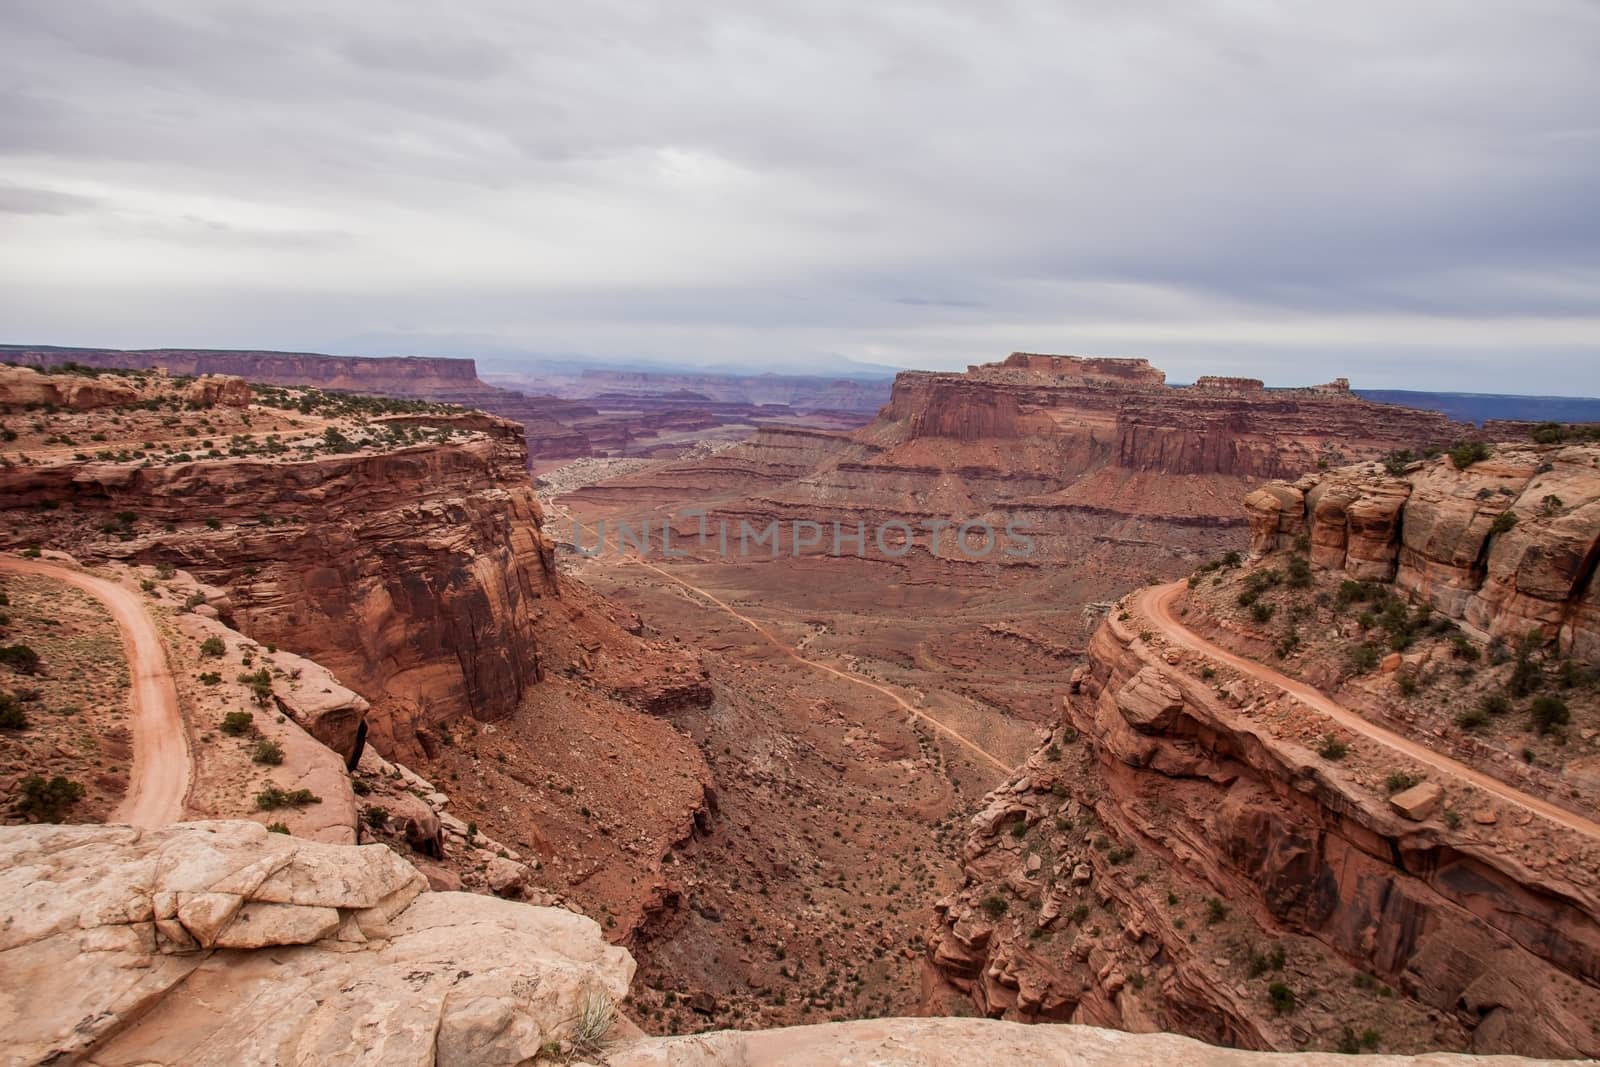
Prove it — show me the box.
[2,345,884,463]
[3,353,1596,1064]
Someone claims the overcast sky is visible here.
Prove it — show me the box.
[2,1,1597,393]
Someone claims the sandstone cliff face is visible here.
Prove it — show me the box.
[927,606,1600,1057]
[1,414,559,758]
[1246,444,1600,657]
[877,354,1465,479]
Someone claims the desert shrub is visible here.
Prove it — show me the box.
[1449,635,1480,661]
[1222,551,1242,568]
[1455,705,1488,731]
[1318,735,1348,760]
[1448,440,1491,469]
[1286,554,1313,588]
[199,636,227,657]
[220,710,254,736]
[0,644,41,674]
[18,774,85,820]
[240,667,273,707]
[1531,422,1565,444]
[1531,695,1570,735]
[1237,589,1259,607]
[1337,580,1380,606]
[1107,845,1136,865]
[255,786,321,810]
[198,671,221,686]
[363,806,390,829]
[1200,666,1216,680]
[1251,601,1276,623]
[1508,635,1545,697]
[1205,898,1228,925]
[265,822,290,834]
[980,895,1009,919]
[1348,644,1380,673]
[1267,981,1297,1014]
[1396,667,1422,697]
[1385,772,1420,794]
[251,739,285,765]
[0,693,28,729]
[204,518,222,530]
[1381,450,1416,476]
[1489,510,1518,536]
[155,562,176,579]
[1480,692,1512,716]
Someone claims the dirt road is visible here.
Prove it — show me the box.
[0,556,189,827]
[632,559,1016,775]
[1136,581,1600,840]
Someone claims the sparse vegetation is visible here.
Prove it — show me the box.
[1266,981,1297,1014]
[1385,772,1420,794]
[1531,694,1570,735]
[1447,440,1491,469]
[220,710,254,736]
[17,774,85,821]
[199,635,227,657]
[1317,735,1348,761]
[255,786,321,810]
[980,895,1010,919]
[251,739,285,765]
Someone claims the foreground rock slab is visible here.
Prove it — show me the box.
[0,821,633,1067]
[609,1017,1582,1066]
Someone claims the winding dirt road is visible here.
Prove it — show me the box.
[0,556,190,827]
[1136,581,1600,840]
[632,559,1016,775]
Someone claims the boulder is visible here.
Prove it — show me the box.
[1389,781,1444,821]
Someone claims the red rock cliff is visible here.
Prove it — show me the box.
[1,413,558,758]
[1246,443,1600,658]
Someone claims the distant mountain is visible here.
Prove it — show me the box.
[1354,389,1600,426]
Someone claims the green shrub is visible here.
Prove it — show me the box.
[1455,706,1487,731]
[1222,551,1242,568]
[1531,695,1570,735]
[1381,450,1416,476]
[199,636,227,657]
[220,710,254,736]
[1251,601,1276,623]
[1237,589,1259,607]
[1448,440,1491,469]
[1318,735,1348,760]
[1286,555,1313,588]
[0,693,27,730]
[1267,981,1297,1014]
[251,739,285,765]
[980,895,1009,919]
[1489,511,1518,536]
[1206,898,1228,925]
[265,822,291,834]
[1480,692,1512,716]
[1348,644,1380,673]
[1449,635,1480,661]
[18,774,85,820]
[1385,772,1420,794]
[363,806,390,829]
[0,644,41,674]
[255,786,321,810]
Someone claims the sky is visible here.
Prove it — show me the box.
[1,1,1597,394]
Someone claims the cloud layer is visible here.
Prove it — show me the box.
[2,1,1597,391]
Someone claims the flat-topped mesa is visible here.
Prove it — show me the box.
[984,352,1169,385]
[876,353,1470,478]
[6,346,488,397]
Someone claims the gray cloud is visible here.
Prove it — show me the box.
[0,0,1596,393]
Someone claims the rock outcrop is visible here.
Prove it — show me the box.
[1,412,558,757]
[0,364,142,411]
[927,587,1600,1057]
[1246,444,1600,656]
[0,820,634,1066]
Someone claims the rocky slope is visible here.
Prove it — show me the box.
[928,453,1600,1059]
[0,820,1578,1066]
